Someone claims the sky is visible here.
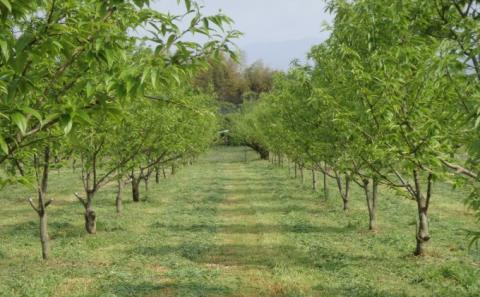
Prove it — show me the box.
[151,0,333,70]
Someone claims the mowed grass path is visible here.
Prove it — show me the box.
[1,146,479,296]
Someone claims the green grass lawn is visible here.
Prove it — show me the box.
[0,146,479,297]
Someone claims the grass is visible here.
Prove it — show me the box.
[0,146,479,296]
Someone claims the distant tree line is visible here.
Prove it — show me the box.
[194,55,278,105]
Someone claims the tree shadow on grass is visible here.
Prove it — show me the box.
[150,222,350,234]
[131,242,388,272]
[312,283,410,297]
[111,281,231,297]
[213,205,321,216]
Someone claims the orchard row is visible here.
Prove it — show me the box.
[231,0,480,256]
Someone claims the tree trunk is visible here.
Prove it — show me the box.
[335,173,350,211]
[413,170,432,256]
[39,211,49,259]
[343,175,350,210]
[132,178,140,202]
[84,192,96,234]
[116,179,123,213]
[363,178,378,231]
[300,165,304,184]
[162,168,167,179]
[155,167,160,184]
[144,177,149,192]
[312,169,317,191]
[29,147,51,260]
[294,163,298,178]
[259,149,269,160]
[323,163,329,200]
[171,164,176,175]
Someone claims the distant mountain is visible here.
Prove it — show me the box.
[240,35,329,70]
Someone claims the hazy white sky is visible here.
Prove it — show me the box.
[151,0,333,69]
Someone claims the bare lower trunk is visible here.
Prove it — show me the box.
[155,167,160,184]
[116,180,123,213]
[39,211,49,259]
[171,164,176,175]
[415,208,430,256]
[312,169,317,191]
[363,178,378,231]
[323,162,329,200]
[132,178,140,202]
[162,168,167,179]
[85,192,96,234]
[300,165,304,184]
[294,163,298,178]
[344,176,350,210]
[29,147,51,260]
[144,177,149,192]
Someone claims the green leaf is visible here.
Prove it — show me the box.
[0,0,11,12]
[172,73,181,85]
[151,69,158,89]
[0,134,8,154]
[86,82,94,98]
[166,34,176,49]
[141,67,150,85]
[11,112,28,135]
[0,39,9,60]
[21,107,42,123]
[104,49,114,68]
[61,116,73,135]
